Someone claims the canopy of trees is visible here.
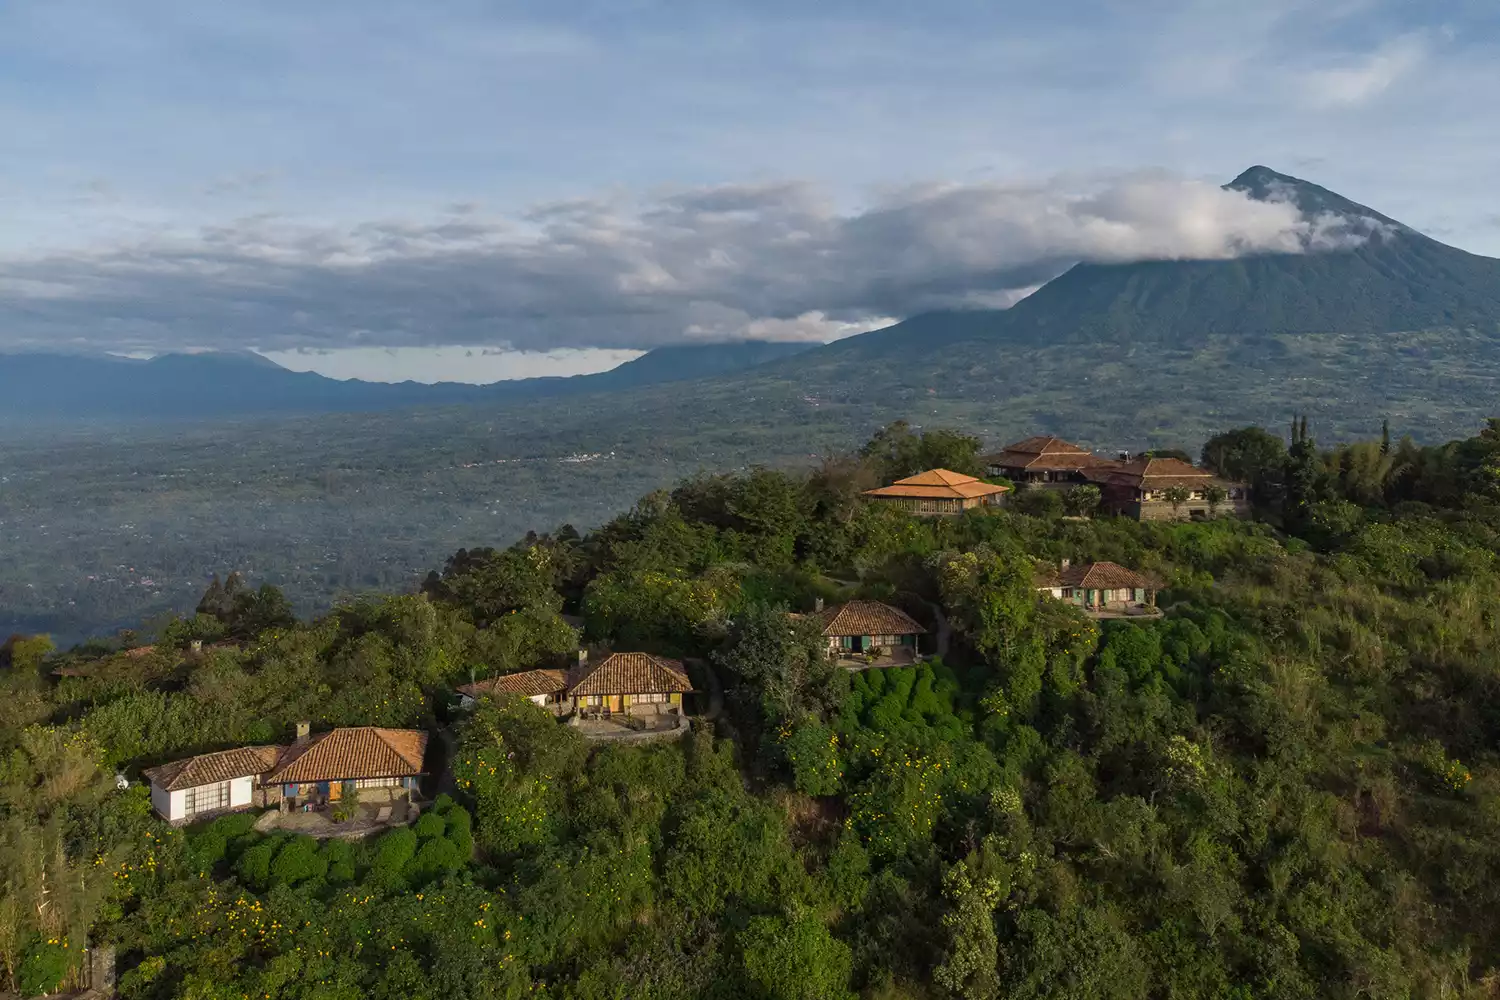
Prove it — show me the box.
[2,418,1500,998]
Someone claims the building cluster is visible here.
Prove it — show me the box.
[862,435,1250,521]
[143,724,427,824]
[141,433,1207,827]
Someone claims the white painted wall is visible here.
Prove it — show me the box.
[150,779,254,823]
[149,781,173,821]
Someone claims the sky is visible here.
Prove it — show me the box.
[0,0,1496,383]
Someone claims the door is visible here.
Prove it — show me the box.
[328,781,342,802]
[609,694,624,714]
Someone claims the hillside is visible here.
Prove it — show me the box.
[7,419,1500,998]
[0,340,813,424]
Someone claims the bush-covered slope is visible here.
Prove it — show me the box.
[5,418,1500,998]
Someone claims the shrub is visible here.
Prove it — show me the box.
[209,811,261,839]
[413,811,447,840]
[18,938,72,998]
[330,789,361,823]
[781,719,844,797]
[370,827,419,888]
[443,806,475,859]
[432,792,456,814]
[270,835,328,886]
[321,838,357,884]
[235,840,277,889]
[403,835,465,885]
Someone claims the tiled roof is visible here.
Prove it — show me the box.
[1089,456,1237,490]
[863,469,1010,500]
[459,668,567,699]
[143,745,284,792]
[1036,561,1156,590]
[817,600,926,637]
[567,652,694,697]
[983,436,1120,472]
[265,728,427,784]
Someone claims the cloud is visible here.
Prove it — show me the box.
[1302,32,1431,108]
[0,170,1388,355]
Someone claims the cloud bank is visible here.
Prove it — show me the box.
[0,171,1381,355]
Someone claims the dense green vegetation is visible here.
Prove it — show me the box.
[3,416,1500,997]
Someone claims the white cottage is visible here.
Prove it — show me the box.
[142,745,283,824]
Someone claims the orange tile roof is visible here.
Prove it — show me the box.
[459,668,567,699]
[1036,561,1156,590]
[567,652,694,697]
[143,745,284,792]
[265,728,427,784]
[817,600,926,637]
[1090,456,1235,490]
[863,469,1010,500]
[983,436,1121,472]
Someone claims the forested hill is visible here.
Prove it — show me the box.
[793,165,1500,363]
[0,339,813,423]
[5,418,1500,997]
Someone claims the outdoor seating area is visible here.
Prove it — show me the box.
[252,798,423,839]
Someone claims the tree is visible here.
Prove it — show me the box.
[1200,427,1288,497]
[0,635,53,673]
[934,860,1002,1000]
[1283,416,1328,533]
[714,604,843,725]
[1063,484,1101,518]
[740,907,855,1000]
[860,421,984,482]
[1014,488,1064,519]
[1162,486,1191,518]
[1204,484,1227,517]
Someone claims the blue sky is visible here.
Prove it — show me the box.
[0,0,1496,381]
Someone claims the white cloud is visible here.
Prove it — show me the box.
[256,345,643,384]
[1302,32,1431,109]
[0,169,1375,355]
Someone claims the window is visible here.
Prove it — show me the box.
[355,777,400,789]
[186,781,229,816]
[635,692,667,704]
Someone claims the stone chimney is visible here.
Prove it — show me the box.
[576,648,589,668]
[1060,558,1071,570]
[1118,451,1130,462]
[814,597,825,613]
[189,639,203,653]
[295,721,311,742]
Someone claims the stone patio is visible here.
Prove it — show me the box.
[1083,604,1165,621]
[838,647,926,671]
[253,800,422,839]
[572,713,691,742]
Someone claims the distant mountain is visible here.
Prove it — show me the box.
[806,166,1500,364]
[702,166,1500,446]
[0,341,814,423]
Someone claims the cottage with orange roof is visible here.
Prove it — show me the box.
[862,468,1009,516]
[1086,456,1249,521]
[982,435,1120,489]
[265,724,428,813]
[566,651,694,719]
[1036,560,1160,616]
[814,599,927,660]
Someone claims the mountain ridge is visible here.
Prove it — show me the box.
[0,340,815,423]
